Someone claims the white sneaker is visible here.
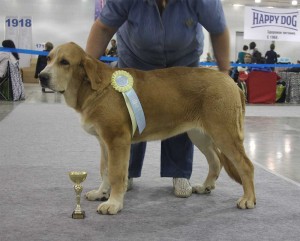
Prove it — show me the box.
[127,177,133,191]
[173,178,192,198]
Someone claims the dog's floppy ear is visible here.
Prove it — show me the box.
[82,55,102,90]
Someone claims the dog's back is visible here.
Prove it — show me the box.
[128,67,244,142]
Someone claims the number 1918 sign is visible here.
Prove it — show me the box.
[5,16,33,68]
[6,17,32,27]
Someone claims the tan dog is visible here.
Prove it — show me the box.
[39,42,256,215]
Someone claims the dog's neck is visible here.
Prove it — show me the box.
[74,72,112,112]
[63,85,81,110]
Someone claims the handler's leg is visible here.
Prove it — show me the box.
[127,142,147,190]
[161,133,194,197]
[128,142,146,177]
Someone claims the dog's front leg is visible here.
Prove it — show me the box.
[97,144,130,215]
[86,139,111,201]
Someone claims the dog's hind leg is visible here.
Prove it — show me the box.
[200,87,255,208]
[221,142,255,209]
[209,129,256,209]
[187,129,221,194]
[85,139,111,201]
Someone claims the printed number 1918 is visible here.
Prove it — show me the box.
[6,18,32,27]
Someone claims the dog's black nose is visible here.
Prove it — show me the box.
[39,73,49,87]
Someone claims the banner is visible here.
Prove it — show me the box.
[18,16,32,68]
[5,16,32,67]
[5,16,19,47]
[244,7,300,42]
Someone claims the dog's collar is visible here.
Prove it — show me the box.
[111,70,146,136]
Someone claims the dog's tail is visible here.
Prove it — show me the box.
[219,87,245,185]
[217,150,242,185]
[216,87,245,185]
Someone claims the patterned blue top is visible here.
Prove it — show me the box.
[100,0,226,70]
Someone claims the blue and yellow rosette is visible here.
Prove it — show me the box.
[111,70,146,136]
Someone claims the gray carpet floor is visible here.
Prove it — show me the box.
[1,103,300,241]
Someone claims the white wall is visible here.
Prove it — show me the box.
[0,0,94,50]
[0,1,299,63]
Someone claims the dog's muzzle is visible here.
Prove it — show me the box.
[39,73,50,88]
[38,73,64,93]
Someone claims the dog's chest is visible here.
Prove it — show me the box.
[81,121,97,136]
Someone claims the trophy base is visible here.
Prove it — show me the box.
[72,211,85,219]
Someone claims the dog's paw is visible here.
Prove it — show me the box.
[192,184,215,194]
[237,196,256,209]
[85,189,110,201]
[97,200,123,215]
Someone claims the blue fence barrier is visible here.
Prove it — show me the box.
[1,47,300,68]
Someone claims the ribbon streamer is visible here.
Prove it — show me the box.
[111,70,146,136]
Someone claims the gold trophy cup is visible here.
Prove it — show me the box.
[69,171,87,219]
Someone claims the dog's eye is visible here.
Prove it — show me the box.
[47,56,51,62]
[60,59,70,65]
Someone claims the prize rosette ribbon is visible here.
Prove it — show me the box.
[111,70,146,135]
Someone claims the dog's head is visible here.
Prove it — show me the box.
[39,42,102,95]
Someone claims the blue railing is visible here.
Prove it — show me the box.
[1,47,300,68]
